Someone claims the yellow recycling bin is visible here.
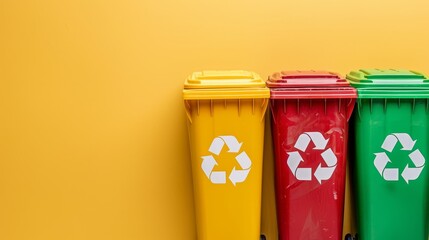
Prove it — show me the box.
[183,70,269,240]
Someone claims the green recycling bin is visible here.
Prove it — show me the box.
[347,69,429,240]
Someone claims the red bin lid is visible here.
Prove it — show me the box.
[267,70,357,99]
[267,70,349,88]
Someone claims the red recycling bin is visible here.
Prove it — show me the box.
[267,71,357,240]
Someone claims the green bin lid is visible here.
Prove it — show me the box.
[346,69,429,99]
[347,69,429,87]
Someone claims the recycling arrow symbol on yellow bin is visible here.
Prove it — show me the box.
[201,136,251,186]
[374,133,425,184]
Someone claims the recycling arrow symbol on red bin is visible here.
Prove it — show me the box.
[374,133,425,184]
[201,136,251,186]
[287,132,337,184]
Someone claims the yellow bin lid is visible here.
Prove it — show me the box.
[183,70,269,100]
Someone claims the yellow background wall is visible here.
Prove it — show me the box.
[1,0,428,239]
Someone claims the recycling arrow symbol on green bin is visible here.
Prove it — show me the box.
[374,133,425,184]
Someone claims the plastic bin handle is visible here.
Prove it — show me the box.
[184,100,193,124]
[261,98,269,122]
[346,98,356,121]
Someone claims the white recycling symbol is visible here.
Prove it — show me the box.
[374,133,425,184]
[287,132,337,184]
[201,136,251,186]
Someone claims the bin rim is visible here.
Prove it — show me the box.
[355,88,429,99]
[269,87,357,99]
[183,88,269,100]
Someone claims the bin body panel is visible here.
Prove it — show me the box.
[271,98,350,240]
[347,69,429,240]
[184,71,269,240]
[268,70,357,240]
[186,99,267,240]
[353,98,429,240]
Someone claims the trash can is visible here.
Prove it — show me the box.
[347,69,429,240]
[267,71,357,240]
[183,70,269,240]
